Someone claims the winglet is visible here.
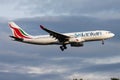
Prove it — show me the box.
[40,25,44,29]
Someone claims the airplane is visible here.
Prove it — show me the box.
[8,22,115,51]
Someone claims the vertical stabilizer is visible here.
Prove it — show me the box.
[8,22,32,39]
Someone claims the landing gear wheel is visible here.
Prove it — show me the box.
[60,46,64,51]
[60,44,67,51]
[63,45,67,49]
[102,40,104,45]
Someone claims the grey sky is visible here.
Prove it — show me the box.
[0,0,120,19]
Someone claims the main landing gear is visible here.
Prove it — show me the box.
[60,44,67,51]
[102,39,104,45]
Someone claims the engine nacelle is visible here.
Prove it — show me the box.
[70,42,84,47]
[69,37,84,43]
[69,37,84,47]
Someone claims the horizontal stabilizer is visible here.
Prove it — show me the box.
[9,36,23,41]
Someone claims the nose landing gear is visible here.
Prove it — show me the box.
[102,40,104,45]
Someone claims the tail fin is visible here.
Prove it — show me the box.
[8,22,32,39]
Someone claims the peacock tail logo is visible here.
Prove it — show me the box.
[9,24,31,39]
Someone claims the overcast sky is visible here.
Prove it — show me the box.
[0,0,120,20]
[0,0,120,80]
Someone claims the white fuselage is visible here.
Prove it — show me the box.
[23,30,115,45]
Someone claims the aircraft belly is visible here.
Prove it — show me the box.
[83,36,110,41]
[24,38,58,45]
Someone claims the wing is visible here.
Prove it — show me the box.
[40,25,70,42]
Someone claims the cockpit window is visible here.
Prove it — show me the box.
[108,31,111,33]
[106,31,111,34]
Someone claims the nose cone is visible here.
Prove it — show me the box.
[111,33,115,37]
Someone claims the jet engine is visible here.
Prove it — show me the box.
[69,37,84,47]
